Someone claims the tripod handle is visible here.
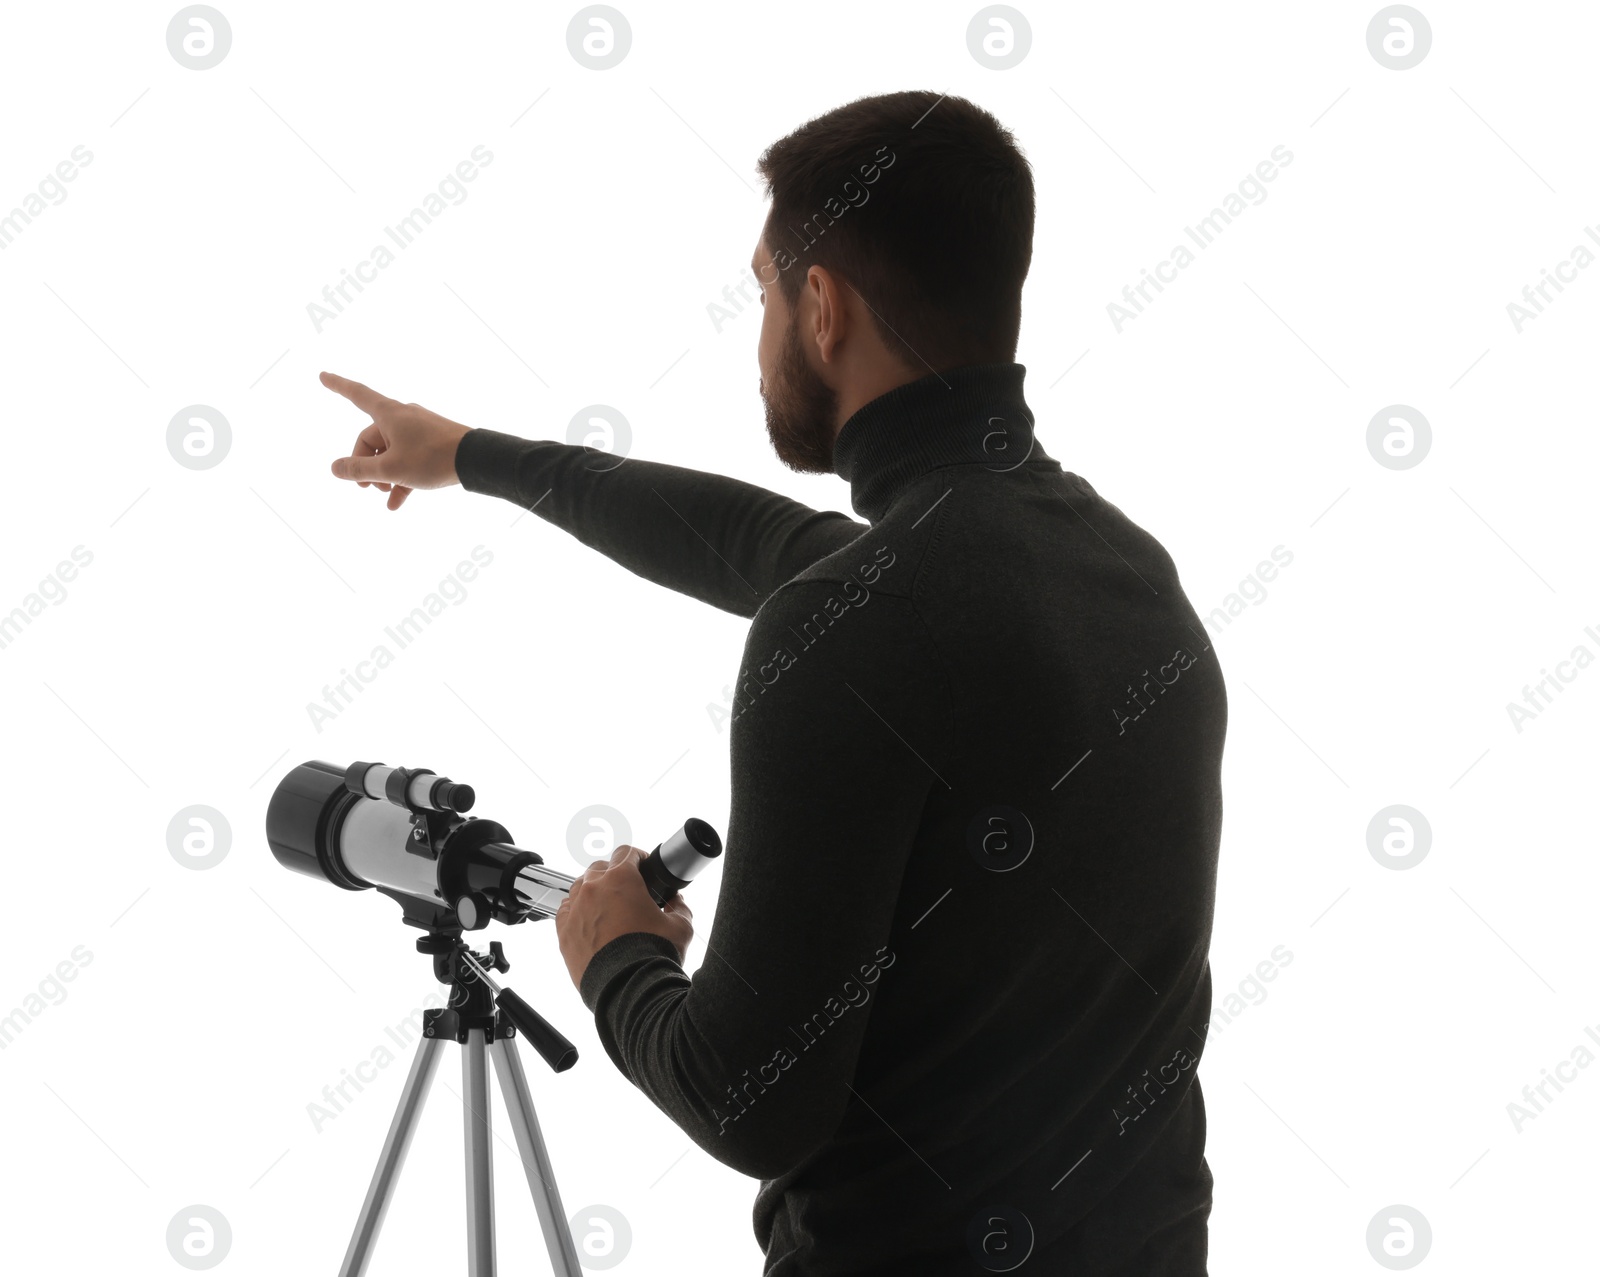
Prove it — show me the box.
[498,988,579,1072]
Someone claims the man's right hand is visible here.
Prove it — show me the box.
[323,371,473,511]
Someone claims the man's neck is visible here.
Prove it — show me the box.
[832,362,1037,522]
[830,361,926,442]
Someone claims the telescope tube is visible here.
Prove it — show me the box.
[265,760,722,930]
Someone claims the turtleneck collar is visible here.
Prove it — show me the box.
[831,362,1040,522]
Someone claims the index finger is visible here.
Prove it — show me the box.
[320,370,396,416]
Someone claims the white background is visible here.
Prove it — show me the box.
[1,1,1595,1273]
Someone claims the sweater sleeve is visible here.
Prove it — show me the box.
[577,567,951,1179]
[453,428,868,618]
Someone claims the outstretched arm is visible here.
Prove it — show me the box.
[321,372,868,618]
[454,427,865,617]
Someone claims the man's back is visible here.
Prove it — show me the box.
[749,366,1224,1272]
[455,362,1226,1274]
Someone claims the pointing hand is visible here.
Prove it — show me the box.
[322,371,473,511]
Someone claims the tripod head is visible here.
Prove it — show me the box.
[418,932,579,1073]
[265,759,722,934]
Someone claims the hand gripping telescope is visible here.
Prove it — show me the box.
[264,760,722,1277]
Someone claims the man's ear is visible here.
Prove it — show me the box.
[807,264,847,364]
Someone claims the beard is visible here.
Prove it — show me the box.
[762,318,839,474]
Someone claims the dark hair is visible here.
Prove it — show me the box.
[755,90,1034,373]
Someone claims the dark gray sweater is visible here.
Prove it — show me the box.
[455,362,1225,1275]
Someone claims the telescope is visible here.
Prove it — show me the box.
[263,759,723,1277]
[265,759,722,933]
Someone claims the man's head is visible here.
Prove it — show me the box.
[752,91,1035,473]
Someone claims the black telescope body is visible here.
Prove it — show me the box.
[266,760,721,933]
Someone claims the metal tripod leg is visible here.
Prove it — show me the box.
[334,1011,575,1277]
[340,1033,445,1277]
[490,1037,583,1277]
[463,1028,498,1276]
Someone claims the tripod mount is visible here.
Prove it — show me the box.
[340,926,584,1277]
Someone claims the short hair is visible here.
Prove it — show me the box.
[755,91,1034,373]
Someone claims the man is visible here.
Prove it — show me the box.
[325,91,1225,1275]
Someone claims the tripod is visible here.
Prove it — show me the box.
[339,931,584,1276]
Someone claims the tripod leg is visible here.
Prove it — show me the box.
[340,1033,445,1277]
[463,1027,498,1276]
[490,1036,584,1277]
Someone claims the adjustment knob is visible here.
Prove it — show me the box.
[454,892,492,930]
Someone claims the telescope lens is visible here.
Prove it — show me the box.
[265,760,368,890]
[683,817,721,858]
